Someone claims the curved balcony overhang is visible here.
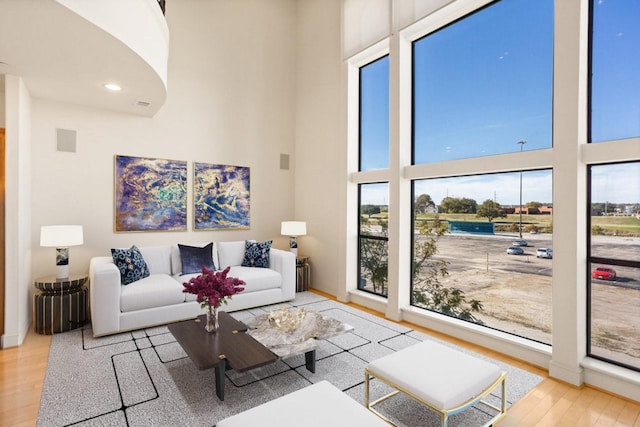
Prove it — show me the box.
[0,0,168,117]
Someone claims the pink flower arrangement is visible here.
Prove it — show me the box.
[182,266,245,309]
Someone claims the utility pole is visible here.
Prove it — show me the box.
[517,140,527,238]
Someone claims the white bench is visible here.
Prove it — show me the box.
[365,340,507,427]
[216,380,389,427]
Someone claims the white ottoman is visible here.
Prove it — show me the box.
[216,380,389,427]
[365,340,507,427]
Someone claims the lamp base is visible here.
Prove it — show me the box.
[55,247,70,279]
[289,236,298,257]
[56,264,69,280]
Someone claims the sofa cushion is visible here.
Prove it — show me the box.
[178,243,216,274]
[120,274,185,312]
[241,240,272,268]
[111,245,150,285]
[177,267,279,301]
[227,266,281,292]
[217,241,246,268]
[171,242,219,275]
[176,272,202,302]
[138,246,172,275]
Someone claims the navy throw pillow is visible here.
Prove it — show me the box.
[111,245,150,285]
[178,243,216,275]
[241,240,272,268]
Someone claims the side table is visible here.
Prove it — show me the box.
[296,256,310,292]
[34,273,88,335]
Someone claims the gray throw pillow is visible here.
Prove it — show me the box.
[178,242,216,274]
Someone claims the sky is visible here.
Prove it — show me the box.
[359,0,639,206]
[591,162,640,204]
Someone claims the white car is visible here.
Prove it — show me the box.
[507,246,525,255]
[536,248,553,259]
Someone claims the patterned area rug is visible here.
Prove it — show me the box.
[37,292,542,426]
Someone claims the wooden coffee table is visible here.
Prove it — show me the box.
[168,311,278,401]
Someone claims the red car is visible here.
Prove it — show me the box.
[592,267,617,281]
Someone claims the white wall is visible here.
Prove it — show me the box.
[0,85,5,127]
[295,0,345,296]
[30,0,298,280]
[3,75,32,347]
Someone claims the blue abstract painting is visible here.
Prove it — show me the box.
[115,155,187,232]
[194,163,250,230]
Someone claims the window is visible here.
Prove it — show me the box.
[359,183,389,297]
[588,162,640,370]
[412,0,553,164]
[409,0,553,344]
[590,1,640,142]
[412,170,553,344]
[357,54,389,296]
[346,0,640,398]
[359,56,389,171]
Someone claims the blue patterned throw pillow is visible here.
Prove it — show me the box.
[111,245,150,285]
[241,240,272,268]
[178,243,216,275]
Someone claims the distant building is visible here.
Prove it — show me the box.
[513,205,553,215]
[425,204,439,214]
[539,205,553,215]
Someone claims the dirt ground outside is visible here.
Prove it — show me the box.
[438,269,553,344]
[417,233,640,368]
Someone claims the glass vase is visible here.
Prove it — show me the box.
[205,305,219,333]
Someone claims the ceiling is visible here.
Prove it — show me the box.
[0,0,167,117]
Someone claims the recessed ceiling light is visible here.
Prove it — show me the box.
[103,83,122,92]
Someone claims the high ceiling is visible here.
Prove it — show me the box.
[0,0,167,117]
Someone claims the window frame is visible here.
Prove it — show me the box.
[586,161,640,371]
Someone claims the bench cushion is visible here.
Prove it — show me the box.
[216,381,388,427]
[367,340,503,410]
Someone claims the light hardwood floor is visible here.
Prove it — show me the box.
[0,330,51,427]
[1,296,638,426]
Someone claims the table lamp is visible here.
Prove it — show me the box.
[280,221,306,257]
[40,225,84,279]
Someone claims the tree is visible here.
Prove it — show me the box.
[411,227,484,324]
[359,237,388,296]
[476,199,506,222]
[359,219,388,295]
[415,194,434,214]
[440,197,477,214]
[526,201,543,209]
[361,204,381,217]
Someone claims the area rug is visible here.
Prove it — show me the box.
[37,292,543,426]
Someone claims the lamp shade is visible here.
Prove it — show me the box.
[40,225,84,247]
[280,221,306,237]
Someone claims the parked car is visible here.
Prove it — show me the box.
[536,248,553,259]
[592,267,616,281]
[506,246,525,255]
[513,239,528,247]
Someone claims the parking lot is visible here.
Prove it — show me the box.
[428,232,639,288]
[413,232,640,362]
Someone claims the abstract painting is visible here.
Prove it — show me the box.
[194,162,250,230]
[115,155,187,232]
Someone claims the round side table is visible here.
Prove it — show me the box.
[33,273,88,335]
[296,256,310,292]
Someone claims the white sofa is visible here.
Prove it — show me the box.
[89,241,296,337]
